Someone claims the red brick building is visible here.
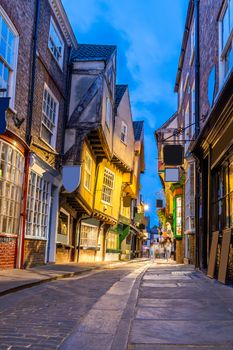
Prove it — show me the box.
[0,0,77,269]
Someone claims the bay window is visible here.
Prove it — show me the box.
[0,140,24,235]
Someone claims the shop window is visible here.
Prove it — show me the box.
[57,208,70,244]
[101,168,115,204]
[48,17,64,68]
[212,157,233,231]
[175,196,182,237]
[41,84,59,148]
[84,151,92,191]
[0,140,24,235]
[107,231,118,250]
[0,6,19,108]
[26,171,51,239]
[80,223,98,248]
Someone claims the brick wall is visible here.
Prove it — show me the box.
[56,246,71,264]
[24,239,46,268]
[0,0,35,141]
[199,0,222,127]
[0,238,17,269]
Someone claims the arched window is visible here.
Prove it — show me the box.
[0,6,19,108]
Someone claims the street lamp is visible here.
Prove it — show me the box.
[144,204,149,211]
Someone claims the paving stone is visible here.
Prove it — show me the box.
[135,304,233,320]
[128,344,233,350]
[60,332,113,350]
[77,309,122,334]
[142,282,178,287]
[130,319,233,345]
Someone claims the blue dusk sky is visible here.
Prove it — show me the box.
[62,0,189,226]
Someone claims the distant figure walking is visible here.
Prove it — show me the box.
[150,243,155,262]
[164,238,172,261]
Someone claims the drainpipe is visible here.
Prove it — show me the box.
[194,0,200,269]
[26,0,40,146]
[20,0,40,268]
[19,151,30,269]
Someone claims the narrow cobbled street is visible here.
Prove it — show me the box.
[1,261,233,350]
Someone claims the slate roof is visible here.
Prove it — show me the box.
[115,85,127,110]
[71,44,117,62]
[133,121,144,141]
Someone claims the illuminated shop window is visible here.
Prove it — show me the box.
[80,223,98,248]
[0,140,24,235]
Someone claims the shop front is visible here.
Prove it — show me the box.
[0,135,27,269]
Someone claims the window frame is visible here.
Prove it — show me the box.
[105,96,112,129]
[0,139,24,236]
[120,121,128,144]
[83,150,92,192]
[40,83,59,150]
[48,17,64,69]
[80,223,99,249]
[26,171,51,240]
[219,0,233,85]
[0,5,19,110]
[101,167,115,205]
[57,207,70,245]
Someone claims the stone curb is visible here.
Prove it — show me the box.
[0,258,150,298]
[110,265,149,350]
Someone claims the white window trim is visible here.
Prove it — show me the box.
[40,83,59,150]
[48,16,64,70]
[120,121,128,144]
[0,5,19,110]
[83,151,92,192]
[57,207,70,245]
[26,170,51,240]
[101,167,115,206]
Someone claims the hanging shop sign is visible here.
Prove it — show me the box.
[0,97,10,135]
[156,199,163,208]
[62,165,81,193]
[165,168,180,182]
[163,145,184,166]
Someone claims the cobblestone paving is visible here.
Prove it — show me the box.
[0,262,145,350]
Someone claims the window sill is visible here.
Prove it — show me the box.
[56,242,74,250]
[25,236,47,241]
[79,246,100,251]
[101,200,112,207]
